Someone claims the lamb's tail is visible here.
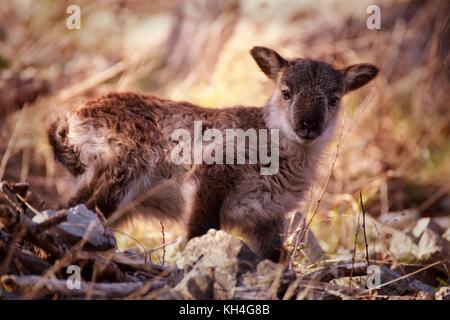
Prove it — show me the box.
[48,119,85,176]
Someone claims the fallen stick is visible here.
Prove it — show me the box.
[73,251,136,283]
[8,213,67,258]
[0,186,67,258]
[305,262,368,282]
[0,275,164,299]
[0,182,38,218]
[285,278,367,300]
[0,244,52,275]
[33,212,67,234]
[304,261,436,296]
[111,251,169,277]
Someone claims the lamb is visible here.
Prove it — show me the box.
[48,46,378,261]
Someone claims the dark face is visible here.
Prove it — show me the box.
[250,46,378,144]
[280,59,343,141]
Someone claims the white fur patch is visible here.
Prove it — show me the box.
[66,114,118,192]
[67,114,115,166]
[265,98,301,143]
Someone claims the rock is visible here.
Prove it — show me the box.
[177,229,295,299]
[411,218,450,263]
[435,287,450,300]
[413,229,450,263]
[378,209,419,230]
[33,204,116,251]
[412,217,445,237]
[178,229,262,299]
[177,229,259,299]
[173,266,214,300]
[236,260,295,300]
[389,218,450,264]
[374,266,435,296]
[389,230,418,261]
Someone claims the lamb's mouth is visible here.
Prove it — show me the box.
[295,131,321,144]
[296,136,317,145]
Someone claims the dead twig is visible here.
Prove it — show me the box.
[0,206,67,259]
[349,206,362,294]
[360,192,370,267]
[34,212,67,234]
[160,221,166,265]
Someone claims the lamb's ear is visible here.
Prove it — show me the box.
[250,46,288,80]
[342,63,378,92]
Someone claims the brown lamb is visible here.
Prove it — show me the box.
[48,46,378,261]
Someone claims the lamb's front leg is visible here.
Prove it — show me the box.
[244,218,287,262]
[187,189,222,239]
[187,166,235,239]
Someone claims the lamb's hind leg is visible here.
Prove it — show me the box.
[68,150,147,219]
[86,155,146,217]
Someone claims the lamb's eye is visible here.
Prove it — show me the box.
[329,96,339,107]
[281,90,291,101]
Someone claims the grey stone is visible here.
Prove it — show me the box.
[177,229,294,299]
[435,286,450,300]
[34,204,116,251]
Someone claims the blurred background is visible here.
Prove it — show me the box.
[0,0,449,267]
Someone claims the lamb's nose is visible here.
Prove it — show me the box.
[300,120,318,131]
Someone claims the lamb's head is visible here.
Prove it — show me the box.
[251,46,378,144]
